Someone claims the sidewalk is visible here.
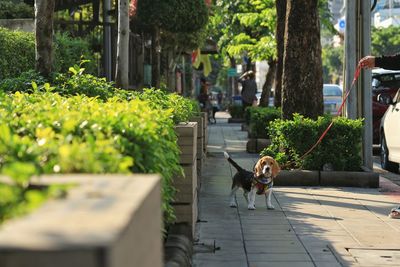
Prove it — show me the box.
[193,112,400,267]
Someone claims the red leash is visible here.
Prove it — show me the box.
[284,65,362,166]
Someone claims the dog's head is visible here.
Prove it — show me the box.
[254,156,281,178]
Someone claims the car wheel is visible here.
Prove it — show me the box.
[380,133,399,173]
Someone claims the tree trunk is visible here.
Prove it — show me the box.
[259,59,276,107]
[274,0,286,108]
[282,0,323,120]
[151,26,161,88]
[115,0,129,89]
[34,0,55,78]
[230,56,239,96]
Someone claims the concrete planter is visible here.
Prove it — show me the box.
[246,138,271,153]
[274,170,379,188]
[174,122,199,237]
[175,122,198,165]
[228,118,245,123]
[200,112,208,155]
[190,115,206,175]
[0,174,162,267]
[275,170,320,186]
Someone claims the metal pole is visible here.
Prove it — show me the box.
[103,0,112,81]
[344,0,357,119]
[361,0,373,169]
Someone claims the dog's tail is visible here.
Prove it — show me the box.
[224,151,243,172]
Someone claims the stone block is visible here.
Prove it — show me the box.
[274,170,320,186]
[173,162,197,203]
[173,199,198,237]
[175,123,198,165]
[0,174,163,267]
[320,171,379,188]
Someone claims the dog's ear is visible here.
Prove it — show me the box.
[254,159,263,177]
[271,159,281,177]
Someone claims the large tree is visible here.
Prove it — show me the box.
[282,0,323,119]
[115,0,129,89]
[34,0,55,77]
[274,0,286,108]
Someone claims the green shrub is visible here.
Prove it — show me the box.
[0,1,33,19]
[53,64,117,100]
[130,88,198,124]
[228,104,244,119]
[0,28,96,79]
[0,70,47,93]
[0,27,35,79]
[261,114,363,171]
[0,91,182,223]
[246,107,281,139]
[53,33,97,74]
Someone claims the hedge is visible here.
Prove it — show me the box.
[245,106,281,139]
[0,90,182,224]
[0,28,96,79]
[261,114,363,171]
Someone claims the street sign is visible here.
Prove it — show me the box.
[227,68,237,77]
[338,19,345,31]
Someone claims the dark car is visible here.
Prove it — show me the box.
[372,68,400,144]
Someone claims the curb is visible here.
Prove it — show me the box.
[275,170,379,188]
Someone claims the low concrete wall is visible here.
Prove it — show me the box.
[0,19,34,32]
[0,174,162,267]
[174,122,199,237]
[275,170,379,188]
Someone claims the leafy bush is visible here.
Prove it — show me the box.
[246,107,281,139]
[53,33,97,74]
[0,1,33,19]
[0,91,182,223]
[0,28,96,79]
[0,27,35,79]
[53,64,118,100]
[130,88,199,124]
[228,104,244,119]
[0,70,47,93]
[261,114,363,171]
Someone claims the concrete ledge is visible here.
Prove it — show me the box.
[274,170,379,188]
[0,174,163,267]
[246,138,271,153]
[320,171,379,188]
[228,118,245,123]
[275,170,319,186]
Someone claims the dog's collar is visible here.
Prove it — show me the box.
[254,175,273,185]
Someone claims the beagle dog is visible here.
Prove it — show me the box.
[224,152,280,210]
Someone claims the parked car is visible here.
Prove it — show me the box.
[372,68,400,144]
[323,84,343,115]
[378,89,400,173]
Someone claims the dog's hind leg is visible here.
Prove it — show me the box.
[229,185,239,207]
[265,188,274,210]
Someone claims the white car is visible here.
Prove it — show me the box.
[379,89,400,173]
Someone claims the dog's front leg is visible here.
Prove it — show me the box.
[265,188,274,210]
[247,188,257,210]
